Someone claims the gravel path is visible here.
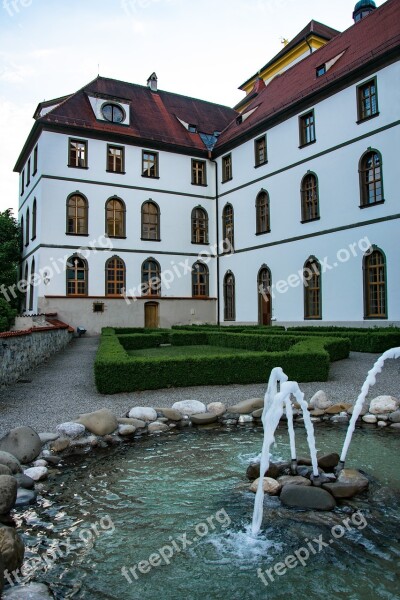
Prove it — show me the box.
[0,337,399,437]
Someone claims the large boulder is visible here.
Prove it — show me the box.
[0,525,24,573]
[76,408,118,436]
[246,462,280,481]
[277,475,311,488]
[336,469,369,494]
[324,403,352,415]
[317,453,340,470]
[249,477,281,496]
[229,398,264,414]
[172,400,206,416]
[128,407,158,421]
[207,402,227,416]
[0,465,12,476]
[191,413,218,425]
[0,427,42,464]
[0,452,21,475]
[56,422,86,439]
[309,391,332,410]
[0,476,17,515]
[280,485,336,511]
[322,482,365,499]
[369,395,399,415]
[2,583,53,599]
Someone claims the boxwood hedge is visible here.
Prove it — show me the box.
[95,328,350,394]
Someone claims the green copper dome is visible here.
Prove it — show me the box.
[354,0,376,11]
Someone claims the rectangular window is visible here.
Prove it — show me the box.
[299,111,315,147]
[26,159,31,187]
[316,65,326,77]
[107,145,124,173]
[254,135,267,167]
[142,150,159,178]
[33,145,38,175]
[192,159,206,186]
[357,78,378,122]
[222,154,232,183]
[20,170,24,196]
[69,139,88,168]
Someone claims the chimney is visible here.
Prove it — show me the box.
[147,72,158,92]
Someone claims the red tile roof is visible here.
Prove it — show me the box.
[37,77,238,153]
[217,0,400,151]
[239,20,341,91]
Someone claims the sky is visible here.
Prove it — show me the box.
[0,0,384,215]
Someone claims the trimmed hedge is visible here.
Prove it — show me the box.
[95,328,350,394]
[287,326,400,353]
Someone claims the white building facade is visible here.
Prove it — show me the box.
[15,0,400,333]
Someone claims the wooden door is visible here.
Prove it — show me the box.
[259,293,271,326]
[144,302,159,328]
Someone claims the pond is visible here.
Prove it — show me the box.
[13,424,400,600]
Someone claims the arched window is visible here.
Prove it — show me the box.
[23,263,29,312]
[32,199,37,240]
[364,248,387,318]
[106,198,125,237]
[222,204,234,251]
[25,208,30,246]
[67,194,88,235]
[29,258,35,311]
[258,266,272,325]
[141,201,160,241]
[301,173,319,222]
[66,255,88,296]
[141,259,161,296]
[223,271,235,321]
[191,207,208,244]
[304,257,321,319]
[106,256,126,296]
[192,262,209,297]
[359,150,383,206]
[20,216,24,250]
[256,191,270,234]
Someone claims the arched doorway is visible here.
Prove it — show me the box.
[258,266,272,326]
[144,301,159,328]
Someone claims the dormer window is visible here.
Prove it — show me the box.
[316,64,326,77]
[188,124,197,133]
[101,103,125,124]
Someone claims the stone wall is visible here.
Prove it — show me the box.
[0,326,73,386]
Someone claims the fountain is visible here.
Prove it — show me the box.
[251,347,400,536]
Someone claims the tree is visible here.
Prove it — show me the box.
[0,209,21,330]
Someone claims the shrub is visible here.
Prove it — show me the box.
[0,298,16,332]
[287,326,400,353]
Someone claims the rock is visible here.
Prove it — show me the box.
[277,475,311,488]
[118,418,146,428]
[331,414,349,424]
[309,391,332,410]
[0,465,12,476]
[23,467,48,482]
[249,477,281,495]
[238,415,253,424]
[191,413,218,425]
[322,482,365,499]
[56,422,86,439]
[376,414,389,421]
[369,395,399,415]
[347,404,368,416]
[0,476,17,515]
[207,402,227,416]
[148,422,169,433]
[118,425,136,436]
[128,407,158,421]
[362,414,377,424]
[337,469,369,494]
[49,437,70,453]
[15,488,37,508]
[0,452,21,475]
[390,423,400,430]
[76,408,118,436]
[246,462,280,481]
[154,408,182,421]
[389,410,400,423]
[252,408,263,418]
[309,409,325,417]
[39,432,60,444]
[0,427,42,464]
[229,398,264,414]
[70,435,98,448]
[280,485,336,510]
[41,455,61,465]
[0,525,24,573]
[14,474,35,490]
[297,457,312,466]
[2,583,53,599]
[171,400,206,416]
[324,403,351,415]
[377,421,387,427]
[317,453,340,470]
[33,459,48,467]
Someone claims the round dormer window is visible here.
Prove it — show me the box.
[102,103,125,123]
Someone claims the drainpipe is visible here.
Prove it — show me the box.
[304,35,313,54]
[209,153,220,325]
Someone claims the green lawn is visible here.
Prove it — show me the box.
[127,344,253,359]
